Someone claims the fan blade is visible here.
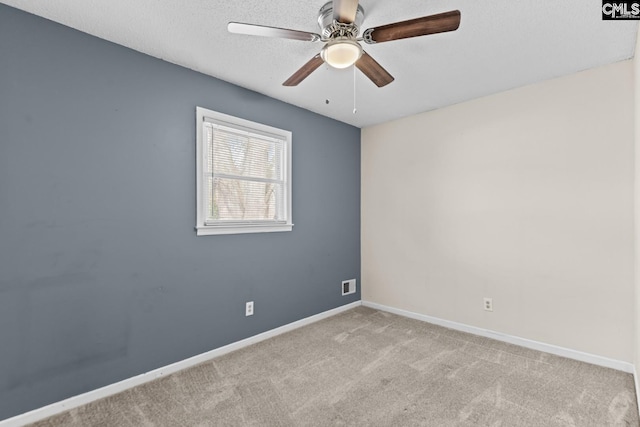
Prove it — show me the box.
[333,0,360,24]
[228,22,321,42]
[283,54,324,86]
[363,10,461,44]
[355,52,394,87]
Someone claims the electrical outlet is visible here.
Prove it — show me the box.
[342,279,356,296]
[483,297,493,312]
[245,301,254,316]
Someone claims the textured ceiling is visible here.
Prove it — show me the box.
[2,0,638,127]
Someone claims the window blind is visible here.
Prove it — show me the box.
[204,122,286,224]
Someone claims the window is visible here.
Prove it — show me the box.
[196,107,292,236]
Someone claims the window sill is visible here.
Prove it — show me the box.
[196,223,293,236]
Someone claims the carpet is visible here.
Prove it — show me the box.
[29,306,639,426]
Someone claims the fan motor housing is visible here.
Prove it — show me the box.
[318,1,364,39]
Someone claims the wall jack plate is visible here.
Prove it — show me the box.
[246,301,254,316]
[483,297,493,312]
[342,279,356,296]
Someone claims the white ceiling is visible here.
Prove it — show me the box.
[2,0,638,128]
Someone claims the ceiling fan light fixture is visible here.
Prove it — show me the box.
[321,38,362,69]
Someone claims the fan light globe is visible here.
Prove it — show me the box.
[321,39,362,69]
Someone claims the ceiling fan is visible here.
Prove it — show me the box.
[228,0,461,88]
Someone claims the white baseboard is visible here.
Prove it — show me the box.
[362,300,635,374]
[0,301,361,427]
[634,366,640,418]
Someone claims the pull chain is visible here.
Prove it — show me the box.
[353,65,357,114]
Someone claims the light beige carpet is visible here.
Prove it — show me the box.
[29,306,638,426]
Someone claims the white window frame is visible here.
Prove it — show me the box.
[195,107,293,236]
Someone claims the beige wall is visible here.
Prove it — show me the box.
[635,31,640,371]
[362,60,635,362]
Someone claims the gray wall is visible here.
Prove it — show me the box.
[0,5,360,420]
